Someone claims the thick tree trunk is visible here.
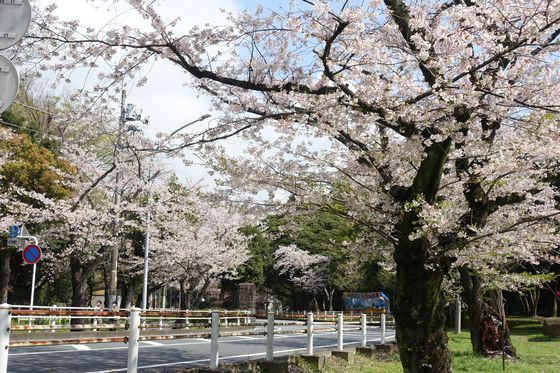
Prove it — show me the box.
[322,286,334,311]
[519,294,530,315]
[527,287,540,317]
[393,250,451,372]
[179,280,187,309]
[0,250,11,303]
[392,139,454,373]
[459,266,484,354]
[70,257,89,327]
[104,264,110,308]
[71,258,89,308]
[460,267,516,357]
[311,296,319,312]
[122,278,136,308]
[488,289,516,357]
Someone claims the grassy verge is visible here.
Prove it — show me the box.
[304,318,560,373]
[450,318,560,373]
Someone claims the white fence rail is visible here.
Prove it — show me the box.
[0,304,392,373]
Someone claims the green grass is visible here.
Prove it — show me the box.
[314,318,560,373]
[449,318,560,373]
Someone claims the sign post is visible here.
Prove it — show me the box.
[17,236,40,309]
[22,244,41,265]
[8,225,19,239]
[22,244,41,312]
[6,225,20,247]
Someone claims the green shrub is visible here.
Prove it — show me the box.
[543,317,560,339]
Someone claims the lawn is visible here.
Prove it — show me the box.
[317,318,560,373]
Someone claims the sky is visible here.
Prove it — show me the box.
[39,0,291,186]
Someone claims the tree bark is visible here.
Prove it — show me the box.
[122,278,136,308]
[179,279,186,309]
[459,266,484,354]
[519,294,530,315]
[488,289,516,357]
[322,286,334,311]
[390,136,454,372]
[0,250,12,303]
[70,257,90,327]
[460,267,516,357]
[394,245,452,372]
[312,297,320,312]
[527,286,540,317]
[70,257,89,308]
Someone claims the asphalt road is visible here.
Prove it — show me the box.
[7,324,395,372]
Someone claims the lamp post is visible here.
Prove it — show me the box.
[109,90,150,308]
[141,167,151,311]
[108,90,126,308]
[139,114,210,311]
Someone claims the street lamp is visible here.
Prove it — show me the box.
[108,90,150,308]
[140,115,211,311]
[141,165,152,311]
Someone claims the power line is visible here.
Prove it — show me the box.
[14,100,58,117]
[0,119,62,140]
[15,98,213,137]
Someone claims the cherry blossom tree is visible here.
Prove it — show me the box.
[25,0,560,371]
[264,210,373,311]
[0,125,73,303]
[144,181,250,309]
[37,142,149,308]
[274,244,329,295]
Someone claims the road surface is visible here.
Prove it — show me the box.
[7,324,395,372]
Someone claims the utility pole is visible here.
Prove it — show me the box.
[141,168,151,311]
[108,89,126,308]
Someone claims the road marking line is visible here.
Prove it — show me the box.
[143,341,163,346]
[72,344,91,351]
[235,336,258,340]
[10,333,396,358]
[85,336,396,373]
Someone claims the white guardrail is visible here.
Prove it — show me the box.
[0,304,391,373]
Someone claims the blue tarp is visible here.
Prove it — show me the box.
[344,292,389,310]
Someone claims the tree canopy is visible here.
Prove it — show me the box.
[4,1,560,371]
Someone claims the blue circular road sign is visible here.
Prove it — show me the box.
[8,225,20,239]
[22,244,41,265]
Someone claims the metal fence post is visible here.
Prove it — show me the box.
[337,312,344,351]
[127,308,140,373]
[360,313,367,347]
[50,305,57,333]
[267,312,274,361]
[210,310,220,369]
[380,313,386,344]
[306,312,314,355]
[0,304,11,373]
[455,296,461,334]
